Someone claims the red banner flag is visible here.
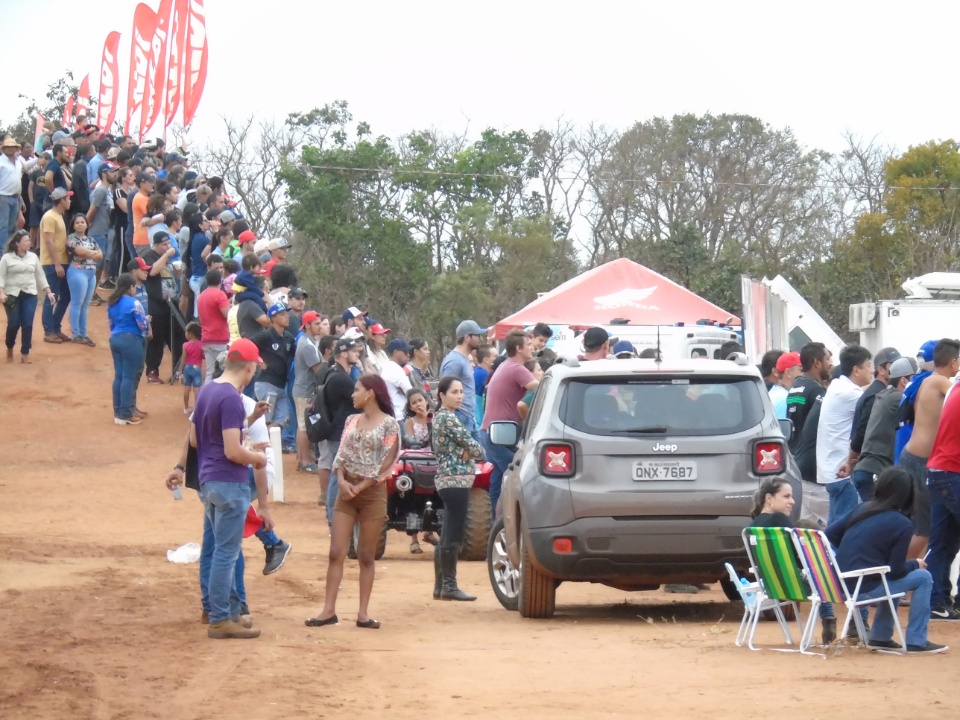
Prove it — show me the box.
[126,4,157,137]
[96,32,122,133]
[62,96,75,128]
[182,0,208,127]
[77,74,91,116]
[164,0,190,128]
[140,0,173,140]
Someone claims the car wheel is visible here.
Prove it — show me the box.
[347,523,387,560]
[518,525,556,618]
[719,575,742,602]
[487,516,519,611]
[459,487,492,561]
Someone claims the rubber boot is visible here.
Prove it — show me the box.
[821,618,836,645]
[439,546,476,601]
[433,547,442,600]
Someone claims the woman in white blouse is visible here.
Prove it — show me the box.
[0,229,56,363]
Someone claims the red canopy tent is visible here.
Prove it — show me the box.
[493,258,739,339]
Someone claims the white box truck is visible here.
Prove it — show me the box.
[849,273,960,355]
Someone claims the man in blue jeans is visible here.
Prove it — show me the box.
[39,187,73,342]
[190,337,270,639]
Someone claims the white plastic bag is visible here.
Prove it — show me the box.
[167,542,201,564]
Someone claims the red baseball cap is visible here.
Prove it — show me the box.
[369,323,391,335]
[127,257,152,272]
[301,310,320,329]
[775,351,801,374]
[226,338,262,364]
[237,230,256,245]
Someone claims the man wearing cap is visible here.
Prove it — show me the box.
[851,357,918,502]
[224,227,254,260]
[612,340,636,359]
[39,187,74,343]
[895,340,940,463]
[262,238,290,279]
[293,310,326,473]
[286,288,307,331]
[140,233,182,383]
[1,136,39,241]
[342,306,367,330]
[580,327,612,360]
[197,268,231,384]
[190,337,269,639]
[382,338,414,421]
[440,319,486,441]
[321,336,364,523]
[87,162,118,293]
[481,329,539,514]
[901,339,960,557]
[251,303,295,432]
[769,351,801,419]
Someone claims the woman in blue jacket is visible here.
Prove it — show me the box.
[826,467,946,654]
[107,273,149,425]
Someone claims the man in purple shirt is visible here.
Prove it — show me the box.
[191,337,269,639]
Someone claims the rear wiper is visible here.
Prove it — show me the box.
[610,426,668,434]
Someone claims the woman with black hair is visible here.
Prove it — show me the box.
[826,467,947,654]
[185,209,211,315]
[107,273,148,425]
[431,376,485,601]
[0,229,55,363]
[306,374,400,629]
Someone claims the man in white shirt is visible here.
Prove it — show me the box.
[816,344,873,524]
[0,136,38,241]
[382,338,413,421]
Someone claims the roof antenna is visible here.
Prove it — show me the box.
[655,326,662,364]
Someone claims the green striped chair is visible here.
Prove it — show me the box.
[791,528,906,655]
[741,527,807,652]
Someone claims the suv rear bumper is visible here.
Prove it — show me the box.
[526,516,750,586]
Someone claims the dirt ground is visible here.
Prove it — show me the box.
[2,308,958,720]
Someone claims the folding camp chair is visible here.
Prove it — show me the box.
[791,528,906,655]
[725,562,789,648]
[740,527,806,652]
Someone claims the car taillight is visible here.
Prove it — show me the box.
[539,443,575,477]
[754,441,784,475]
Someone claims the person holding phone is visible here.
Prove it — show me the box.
[251,302,295,431]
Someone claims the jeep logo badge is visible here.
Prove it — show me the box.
[652,443,678,453]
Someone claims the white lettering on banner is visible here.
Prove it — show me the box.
[131,26,151,111]
[165,9,183,112]
[185,2,207,88]
[97,45,116,129]
[593,287,660,311]
[143,21,168,127]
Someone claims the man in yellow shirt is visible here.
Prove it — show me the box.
[40,187,72,343]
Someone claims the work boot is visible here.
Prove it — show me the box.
[439,546,476,602]
[207,619,260,639]
[433,546,442,600]
[821,618,837,644]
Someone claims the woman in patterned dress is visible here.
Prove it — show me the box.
[431,376,485,601]
[306,374,400,630]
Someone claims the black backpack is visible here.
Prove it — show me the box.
[304,365,334,443]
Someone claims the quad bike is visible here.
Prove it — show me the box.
[348,449,494,561]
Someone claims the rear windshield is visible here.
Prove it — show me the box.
[560,376,765,437]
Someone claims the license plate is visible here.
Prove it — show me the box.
[632,460,698,481]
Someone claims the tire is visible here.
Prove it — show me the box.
[347,523,387,561]
[459,487,492,561]
[487,516,519,611]
[720,575,741,602]
[517,525,556,618]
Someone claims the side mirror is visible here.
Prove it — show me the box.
[489,421,518,446]
[778,418,793,442]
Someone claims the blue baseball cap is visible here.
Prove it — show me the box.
[267,302,288,319]
[612,340,636,358]
[387,338,413,354]
[918,340,938,363]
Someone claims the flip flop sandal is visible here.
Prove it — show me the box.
[304,614,338,627]
[356,618,381,629]
[409,542,423,554]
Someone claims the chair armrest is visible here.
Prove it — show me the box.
[840,565,891,578]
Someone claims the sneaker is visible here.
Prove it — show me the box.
[299,462,318,473]
[115,417,142,426]
[82,336,96,347]
[263,541,292,575]
[931,607,960,621]
[867,639,903,653]
[146,371,163,384]
[207,620,260,639]
[907,641,949,654]
[281,445,297,455]
[71,336,85,344]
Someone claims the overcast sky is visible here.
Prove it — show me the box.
[5,0,959,155]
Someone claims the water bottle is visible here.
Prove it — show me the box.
[172,484,183,500]
[740,577,756,608]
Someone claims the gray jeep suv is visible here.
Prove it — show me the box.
[486,355,798,618]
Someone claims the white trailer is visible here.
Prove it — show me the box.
[849,273,960,356]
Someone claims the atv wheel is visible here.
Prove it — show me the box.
[458,487,492,561]
[347,523,388,560]
[518,525,556,618]
[487,516,519,611]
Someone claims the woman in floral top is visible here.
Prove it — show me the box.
[432,376,485,601]
[65,214,103,347]
[307,374,400,630]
